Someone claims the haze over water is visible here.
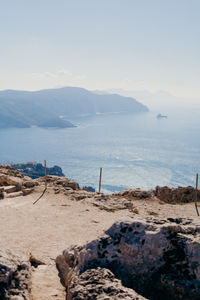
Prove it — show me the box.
[1,106,200,193]
[1,1,200,193]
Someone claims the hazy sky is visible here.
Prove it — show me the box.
[0,0,200,97]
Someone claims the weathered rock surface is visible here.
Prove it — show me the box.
[90,195,134,211]
[40,175,80,191]
[0,175,23,191]
[3,186,18,194]
[118,188,154,199]
[0,250,31,300]
[117,186,200,205]
[56,217,200,300]
[22,188,35,196]
[0,165,39,199]
[0,165,24,178]
[23,180,36,188]
[62,189,135,211]
[5,191,24,199]
[66,267,147,300]
[155,185,199,203]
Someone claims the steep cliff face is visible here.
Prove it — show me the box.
[56,217,200,300]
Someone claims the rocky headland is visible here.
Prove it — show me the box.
[0,164,200,299]
[0,87,148,128]
[12,162,65,179]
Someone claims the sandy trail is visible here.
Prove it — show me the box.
[0,186,199,299]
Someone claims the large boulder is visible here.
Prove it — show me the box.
[56,217,200,300]
[66,267,147,299]
[0,250,31,300]
[0,175,23,190]
[118,188,154,199]
[155,186,199,203]
[40,175,80,191]
[0,165,24,178]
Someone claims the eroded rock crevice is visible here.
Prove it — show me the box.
[56,218,200,300]
[0,250,31,300]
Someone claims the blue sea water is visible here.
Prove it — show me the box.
[1,108,200,193]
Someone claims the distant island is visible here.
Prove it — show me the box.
[0,87,148,128]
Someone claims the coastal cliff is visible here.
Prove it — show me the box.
[0,87,148,128]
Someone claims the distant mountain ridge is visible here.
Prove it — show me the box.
[0,87,148,128]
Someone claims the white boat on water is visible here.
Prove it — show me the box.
[157,113,168,119]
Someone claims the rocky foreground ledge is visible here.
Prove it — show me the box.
[0,250,31,300]
[1,164,200,299]
[0,163,199,206]
[56,217,200,300]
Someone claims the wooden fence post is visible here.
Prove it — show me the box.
[195,173,199,216]
[99,167,102,193]
[44,160,47,189]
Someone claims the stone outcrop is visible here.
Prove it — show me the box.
[65,267,147,300]
[118,188,154,199]
[0,250,31,300]
[155,186,199,203]
[89,194,134,211]
[0,175,23,191]
[117,186,199,204]
[56,217,200,300]
[0,165,38,199]
[40,175,80,191]
[61,188,134,211]
[5,191,24,199]
[12,162,65,179]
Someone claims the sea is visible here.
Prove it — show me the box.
[1,106,200,193]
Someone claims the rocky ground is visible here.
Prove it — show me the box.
[57,217,200,300]
[1,165,200,299]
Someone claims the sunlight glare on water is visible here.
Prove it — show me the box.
[1,109,200,193]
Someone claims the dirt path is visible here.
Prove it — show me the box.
[0,186,199,299]
[0,187,133,299]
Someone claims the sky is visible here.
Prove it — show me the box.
[0,0,200,99]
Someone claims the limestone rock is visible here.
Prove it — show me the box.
[0,175,23,190]
[0,250,31,300]
[3,185,18,194]
[155,186,198,203]
[42,175,80,191]
[5,191,23,198]
[56,217,200,300]
[66,181,79,190]
[22,188,34,196]
[89,195,134,211]
[0,165,39,199]
[0,165,24,178]
[68,267,147,300]
[23,180,36,188]
[118,188,154,199]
